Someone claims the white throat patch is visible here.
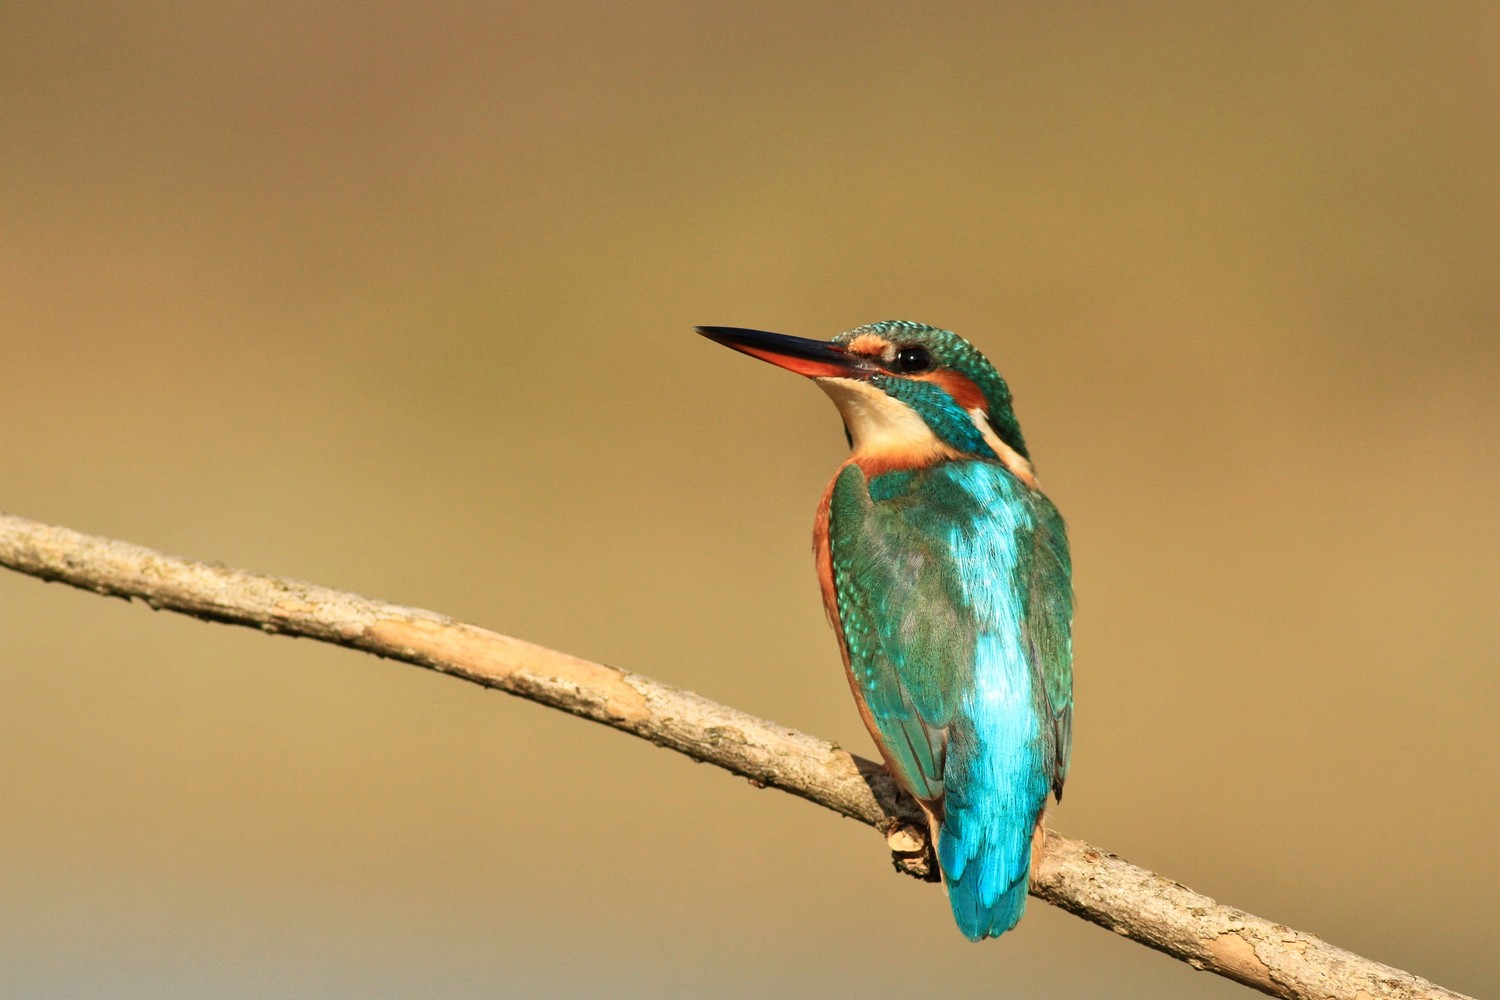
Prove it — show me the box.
[816,377,941,455]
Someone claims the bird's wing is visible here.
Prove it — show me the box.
[827,464,968,804]
[1022,492,1073,800]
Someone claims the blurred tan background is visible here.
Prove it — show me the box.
[2,3,1497,998]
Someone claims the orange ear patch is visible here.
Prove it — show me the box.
[920,370,987,412]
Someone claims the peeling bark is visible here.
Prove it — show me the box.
[0,512,1472,1000]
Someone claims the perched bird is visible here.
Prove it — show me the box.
[698,321,1072,940]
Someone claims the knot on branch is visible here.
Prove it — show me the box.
[884,820,939,882]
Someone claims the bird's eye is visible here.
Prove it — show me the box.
[895,345,931,373]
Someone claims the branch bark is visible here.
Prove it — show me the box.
[0,511,1471,1000]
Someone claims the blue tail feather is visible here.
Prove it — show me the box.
[939,817,1033,941]
[949,867,1029,941]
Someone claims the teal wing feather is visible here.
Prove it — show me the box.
[1024,493,1073,799]
[827,461,1072,939]
[827,465,968,803]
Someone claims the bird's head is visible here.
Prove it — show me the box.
[698,321,1034,481]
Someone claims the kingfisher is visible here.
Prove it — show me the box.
[698,321,1072,940]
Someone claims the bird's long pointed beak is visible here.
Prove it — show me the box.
[696,326,876,379]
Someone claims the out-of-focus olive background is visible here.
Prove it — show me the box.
[3,4,1496,998]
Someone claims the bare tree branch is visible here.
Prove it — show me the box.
[0,511,1471,1000]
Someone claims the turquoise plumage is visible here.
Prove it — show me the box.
[699,321,1073,940]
